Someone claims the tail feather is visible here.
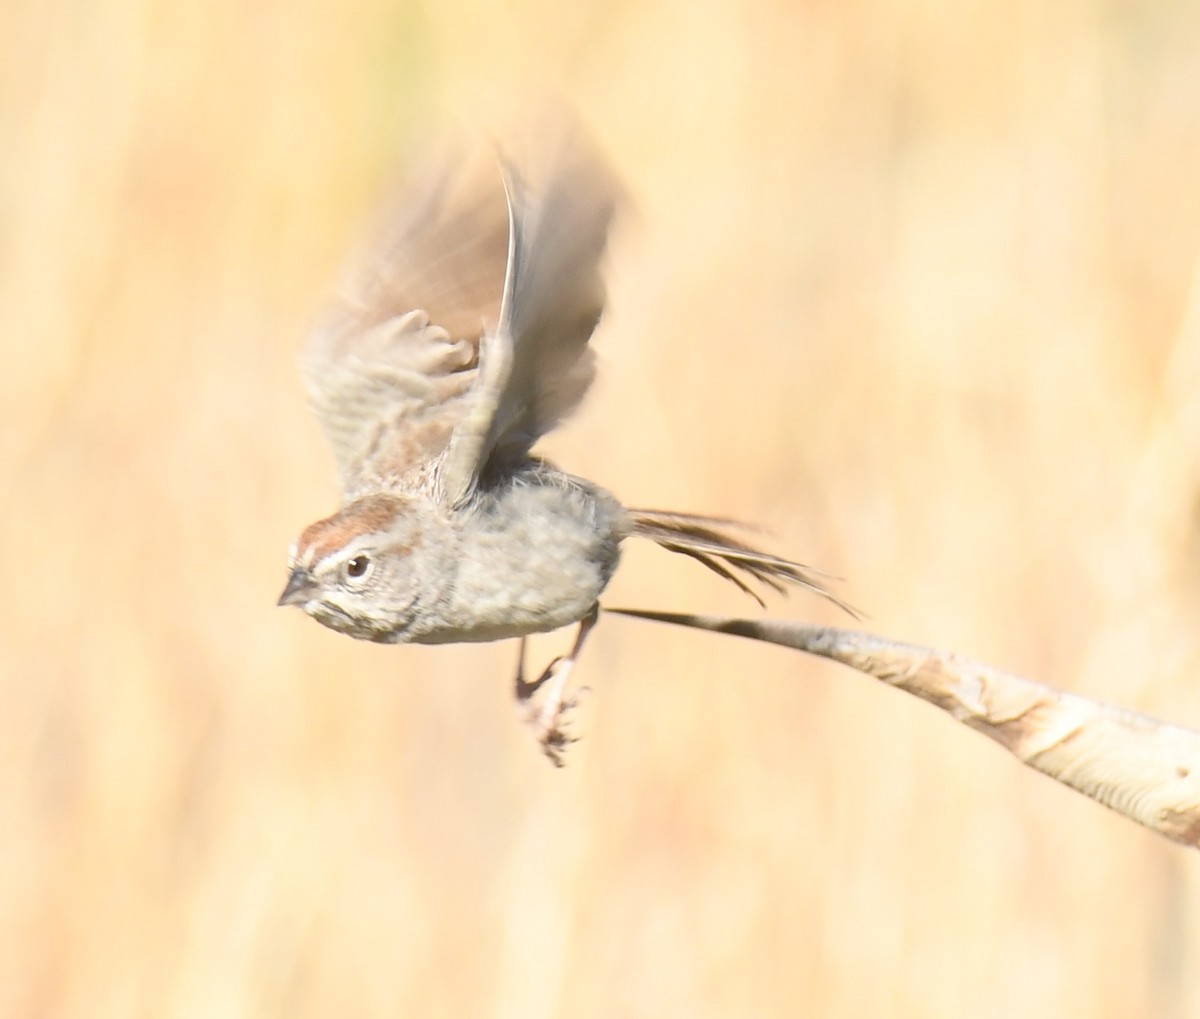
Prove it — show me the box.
[655,541,775,607]
[629,509,859,618]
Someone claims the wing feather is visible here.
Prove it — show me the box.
[301,139,510,494]
[441,123,621,502]
[301,119,621,502]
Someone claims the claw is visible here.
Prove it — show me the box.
[531,656,579,766]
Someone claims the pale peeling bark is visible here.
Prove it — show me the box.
[608,609,1200,849]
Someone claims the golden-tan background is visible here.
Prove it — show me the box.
[4,1,1200,1016]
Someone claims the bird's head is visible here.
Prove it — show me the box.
[279,492,448,643]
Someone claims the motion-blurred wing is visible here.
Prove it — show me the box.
[440,123,622,504]
[302,139,510,495]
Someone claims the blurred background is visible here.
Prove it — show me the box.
[4,0,1200,1015]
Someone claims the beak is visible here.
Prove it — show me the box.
[277,568,315,607]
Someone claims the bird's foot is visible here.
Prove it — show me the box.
[516,654,583,767]
[512,607,599,767]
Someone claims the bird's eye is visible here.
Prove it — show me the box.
[342,554,372,584]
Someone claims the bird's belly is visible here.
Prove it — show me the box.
[415,474,624,644]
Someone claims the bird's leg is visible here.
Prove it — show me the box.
[513,604,599,767]
[513,636,535,700]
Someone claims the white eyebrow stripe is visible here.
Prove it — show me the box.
[315,536,376,571]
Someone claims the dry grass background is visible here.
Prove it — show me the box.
[4,0,1200,1016]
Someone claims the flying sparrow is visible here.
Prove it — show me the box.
[279,120,853,763]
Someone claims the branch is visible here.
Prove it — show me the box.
[607,608,1200,849]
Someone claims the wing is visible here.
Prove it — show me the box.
[301,138,511,495]
[440,122,622,504]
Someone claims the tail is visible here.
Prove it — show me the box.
[629,509,859,618]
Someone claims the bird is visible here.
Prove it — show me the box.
[278,118,853,764]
